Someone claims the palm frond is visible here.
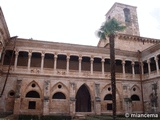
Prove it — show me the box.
[96,18,126,40]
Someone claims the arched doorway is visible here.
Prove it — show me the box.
[131,94,141,112]
[76,84,91,112]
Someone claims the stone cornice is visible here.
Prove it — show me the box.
[117,33,160,43]
[6,38,138,59]
[141,43,160,58]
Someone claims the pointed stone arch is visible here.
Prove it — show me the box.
[101,83,121,99]
[101,83,122,112]
[51,82,69,92]
[130,84,141,100]
[50,82,70,114]
[76,83,92,97]
[130,84,140,91]
[76,84,91,112]
[130,84,142,112]
[23,80,42,98]
[20,80,43,114]
[51,82,69,99]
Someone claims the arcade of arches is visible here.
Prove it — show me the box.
[3,50,160,75]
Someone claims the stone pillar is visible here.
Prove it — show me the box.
[79,56,82,74]
[70,82,76,116]
[54,53,57,73]
[147,59,151,75]
[1,51,5,65]
[101,58,105,76]
[154,56,159,75]
[141,62,144,75]
[122,60,126,77]
[95,83,101,115]
[131,61,135,77]
[41,52,45,72]
[27,51,32,71]
[66,55,70,74]
[14,50,19,70]
[43,80,50,115]
[90,57,94,75]
[14,80,22,115]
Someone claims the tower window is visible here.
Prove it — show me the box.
[108,16,111,20]
[123,8,131,22]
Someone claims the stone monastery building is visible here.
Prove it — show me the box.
[0,2,160,116]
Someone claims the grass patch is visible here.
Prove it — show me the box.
[85,115,160,120]
[18,115,72,120]
[0,112,12,118]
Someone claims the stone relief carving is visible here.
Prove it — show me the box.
[15,80,22,98]
[31,69,40,73]
[95,83,101,101]
[57,70,66,75]
[70,82,75,90]
[150,83,158,112]
[44,80,50,90]
[44,80,50,101]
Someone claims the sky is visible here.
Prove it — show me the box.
[1,0,160,46]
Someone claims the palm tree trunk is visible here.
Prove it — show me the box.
[109,34,116,120]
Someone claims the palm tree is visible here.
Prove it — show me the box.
[97,18,125,120]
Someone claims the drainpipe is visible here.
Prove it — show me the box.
[138,50,145,113]
[0,36,18,97]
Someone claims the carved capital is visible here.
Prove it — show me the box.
[79,55,82,61]
[90,55,94,61]
[15,49,19,56]
[147,59,150,64]
[54,52,58,58]
[122,60,126,64]
[101,57,105,62]
[131,61,135,65]
[28,50,32,57]
[154,56,158,61]
[41,53,45,57]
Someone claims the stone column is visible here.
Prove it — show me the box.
[54,53,57,73]
[70,82,76,116]
[95,83,101,115]
[131,61,135,77]
[141,62,144,75]
[147,59,151,75]
[90,57,94,75]
[43,80,50,115]
[14,80,22,115]
[66,55,70,74]
[14,50,19,70]
[122,60,126,77]
[154,56,159,75]
[79,56,82,74]
[41,52,45,72]
[1,51,5,65]
[101,58,105,76]
[27,51,32,71]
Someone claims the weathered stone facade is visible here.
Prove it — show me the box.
[0,2,160,117]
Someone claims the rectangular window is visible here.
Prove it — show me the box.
[107,103,112,110]
[28,101,36,109]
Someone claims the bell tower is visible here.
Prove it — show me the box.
[105,2,140,36]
